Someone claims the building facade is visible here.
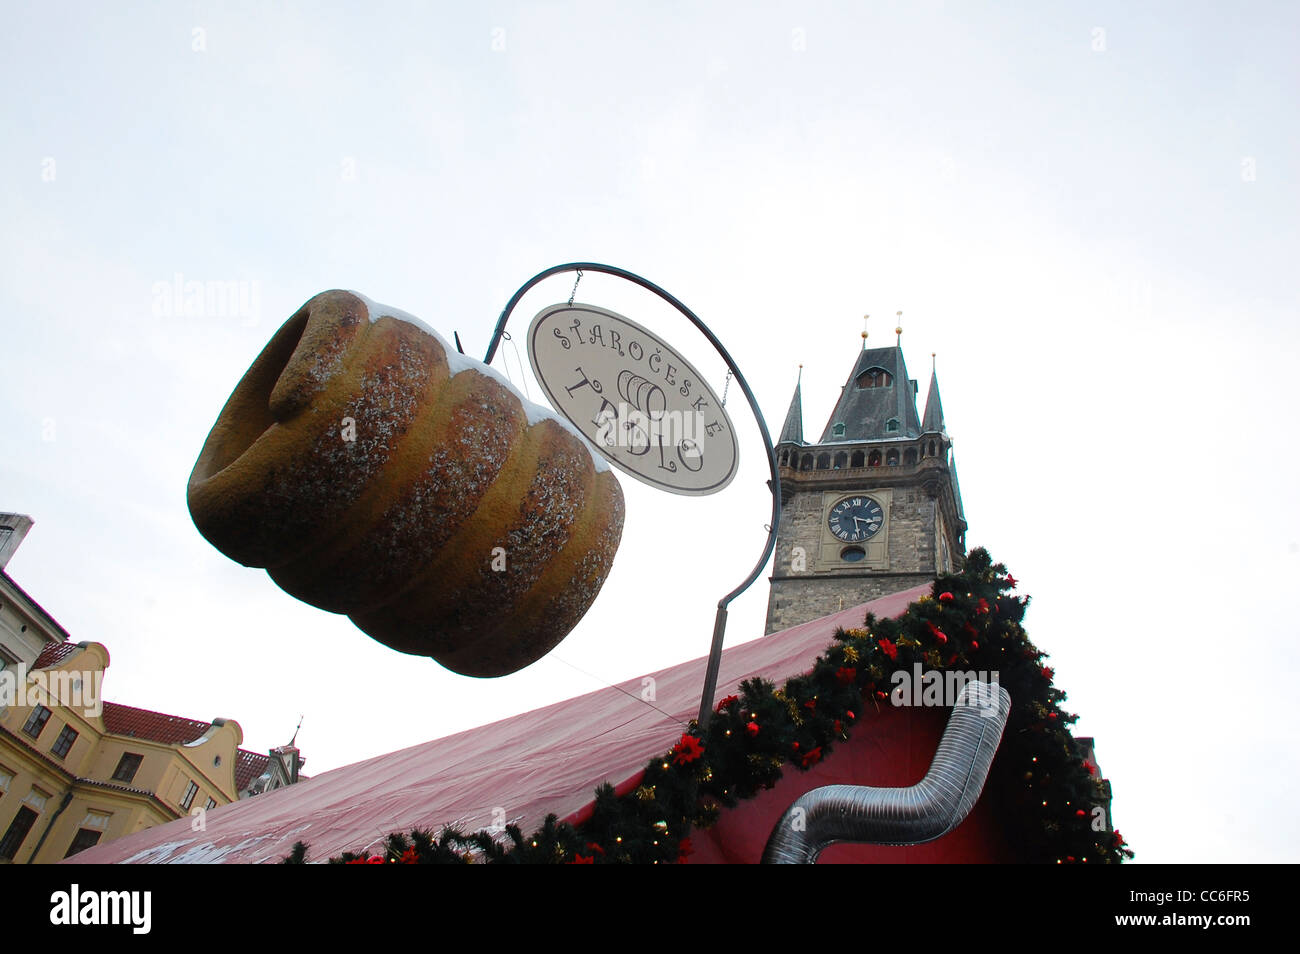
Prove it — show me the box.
[0,513,303,863]
[765,337,967,633]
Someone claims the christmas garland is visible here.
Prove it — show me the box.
[283,548,1132,864]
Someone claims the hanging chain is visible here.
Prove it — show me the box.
[567,270,584,307]
[721,368,733,407]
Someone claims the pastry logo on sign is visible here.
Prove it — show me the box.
[528,303,739,496]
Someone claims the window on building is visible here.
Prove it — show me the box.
[886,450,900,466]
[21,706,51,740]
[815,453,831,470]
[833,452,847,469]
[0,806,38,860]
[904,448,918,466]
[0,765,13,794]
[886,418,900,432]
[180,780,199,811]
[855,368,893,389]
[868,450,882,467]
[50,725,78,759]
[832,422,846,437]
[205,798,216,811]
[63,827,103,859]
[850,450,865,467]
[112,753,144,785]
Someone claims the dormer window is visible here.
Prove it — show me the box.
[855,367,893,389]
[832,422,845,437]
[886,418,900,432]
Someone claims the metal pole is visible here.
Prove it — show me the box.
[485,263,781,729]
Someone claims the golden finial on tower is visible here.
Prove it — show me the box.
[861,314,869,350]
[895,310,903,345]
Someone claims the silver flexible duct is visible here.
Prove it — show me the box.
[761,679,1011,863]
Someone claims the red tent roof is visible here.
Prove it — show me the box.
[69,584,931,864]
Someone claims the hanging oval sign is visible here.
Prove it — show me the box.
[527,303,739,496]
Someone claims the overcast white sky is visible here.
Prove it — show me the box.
[2,2,1297,863]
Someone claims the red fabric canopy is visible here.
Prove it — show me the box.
[71,584,931,864]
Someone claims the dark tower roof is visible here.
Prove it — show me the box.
[777,372,804,445]
[921,368,945,434]
[818,345,922,442]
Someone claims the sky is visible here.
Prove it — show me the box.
[2,1,1297,864]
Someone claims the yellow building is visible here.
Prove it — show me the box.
[0,512,301,863]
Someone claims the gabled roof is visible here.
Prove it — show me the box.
[66,584,932,864]
[33,640,81,670]
[777,372,804,445]
[102,702,213,745]
[818,346,921,443]
[236,750,271,792]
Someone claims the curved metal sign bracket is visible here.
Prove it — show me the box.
[486,263,780,726]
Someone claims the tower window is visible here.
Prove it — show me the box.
[833,452,847,469]
[832,422,846,437]
[840,546,866,562]
[904,448,917,466]
[850,451,865,468]
[868,450,882,467]
[815,453,831,470]
[800,454,813,471]
[886,418,900,432]
[886,450,900,466]
[855,368,893,389]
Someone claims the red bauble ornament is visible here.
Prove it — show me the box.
[745,721,760,737]
[939,592,955,603]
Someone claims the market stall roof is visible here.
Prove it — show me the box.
[69,584,930,864]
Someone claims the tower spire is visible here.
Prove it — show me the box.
[861,314,869,350]
[778,366,804,445]
[895,310,903,346]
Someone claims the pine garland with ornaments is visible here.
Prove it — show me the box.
[283,548,1131,864]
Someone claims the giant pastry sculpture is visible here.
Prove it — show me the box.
[187,290,624,677]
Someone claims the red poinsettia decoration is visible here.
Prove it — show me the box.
[878,638,898,660]
[976,597,990,614]
[835,666,857,686]
[569,853,595,864]
[1006,574,1018,588]
[800,746,823,768]
[671,733,705,765]
[367,856,384,864]
[1041,665,1054,680]
[716,694,738,713]
[400,847,418,864]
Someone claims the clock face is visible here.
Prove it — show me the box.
[828,496,885,543]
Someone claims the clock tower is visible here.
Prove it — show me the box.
[765,327,967,633]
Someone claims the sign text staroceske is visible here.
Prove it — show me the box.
[528,303,739,495]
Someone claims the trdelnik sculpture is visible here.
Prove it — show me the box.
[187,289,624,677]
